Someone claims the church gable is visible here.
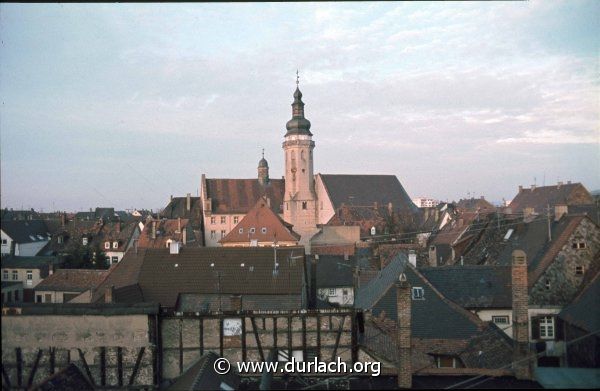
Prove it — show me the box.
[205,178,285,215]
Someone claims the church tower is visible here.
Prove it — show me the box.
[258,149,269,186]
[283,74,318,240]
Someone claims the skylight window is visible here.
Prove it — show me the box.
[503,229,514,241]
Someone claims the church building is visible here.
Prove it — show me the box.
[200,79,418,248]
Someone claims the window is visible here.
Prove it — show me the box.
[221,230,226,238]
[210,230,216,239]
[7,291,12,302]
[261,227,267,234]
[57,235,63,244]
[572,242,586,249]
[221,216,226,224]
[412,287,425,300]
[545,279,551,290]
[302,202,307,210]
[113,241,118,249]
[234,216,239,224]
[210,217,216,224]
[3,270,8,280]
[105,242,110,249]
[239,228,244,234]
[14,290,19,302]
[575,266,584,275]
[111,256,119,264]
[12,271,18,281]
[36,295,42,303]
[44,293,51,303]
[342,289,348,296]
[1,239,7,245]
[82,237,88,245]
[540,316,555,339]
[328,288,336,296]
[249,228,256,234]
[435,355,463,368]
[26,270,33,283]
[492,315,509,325]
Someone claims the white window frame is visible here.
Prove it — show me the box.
[220,216,226,224]
[113,241,118,249]
[249,228,256,234]
[575,266,584,275]
[239,228,243,234]
[105,242,110,249]
[539,316,555,339]
[234,216,239,224]
[220,230,226,238]
[210,230,216,239]
[436,356,459,368]
[12,270,18,281]
[261,227,267,234]
[412,287,425,300]
[492,315,509,325]
[1,239,7,245]
[111,256,119,264]
[3,270,8,280]
[328,288,336,296]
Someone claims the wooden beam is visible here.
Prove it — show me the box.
[128,347,146,386]
[78,349,95,386]
[15,348,22,388]
[301,316,307,360]
[199,317,204,356]
[351,311,358,364]
[27,349,43,388]
[117,347,123,387]
[179,318,184,375]
[287,316,292,358]
[219,317,224,357]
[241,316,247,363]
[273,317,278,349]
[330,315,345,362]
[316,314,321,361]
[49,347,56,376]
[100,347,106,387]
[250,317,265,362]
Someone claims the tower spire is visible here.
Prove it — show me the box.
[296,69,299,87]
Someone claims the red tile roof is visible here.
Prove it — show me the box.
[138,219,191,249]
[219,197,299,244]
[205,178,285,214]
[35,269,109,293]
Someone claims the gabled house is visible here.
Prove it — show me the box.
[161,193,204,245]
[34,269,108,303]
[1,220,51,257]
[507,182,594,215]
[137,218,197,249]
[219,196,300,247]
[355,254,515,379]
[98,221,141,264]
[90,247,307,311]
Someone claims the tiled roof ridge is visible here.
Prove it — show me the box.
[528,215,586,287]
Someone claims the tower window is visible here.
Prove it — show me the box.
[302,202,307,210]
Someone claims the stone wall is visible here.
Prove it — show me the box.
[530,218,600,306]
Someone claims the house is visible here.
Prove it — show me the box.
[90,247,307,311]
[558,270,600,368]
[161,193,204,245]
[34,269,108,303]
[137,218,197,249]
[219,196,300,247]
[1,220,51,257]
[508,182,594,215]
[1,208,41,221]
[98,221,141,264]
[1,255,62,302]
[314,254,355,308]
[355,254,516,382]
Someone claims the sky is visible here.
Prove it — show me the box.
[1,1,599,212]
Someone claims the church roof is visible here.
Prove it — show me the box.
[204,178,285,214]
[319,174,418,213]
[219,197,300,244]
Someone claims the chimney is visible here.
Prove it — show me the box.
[554,204,568,221]
[105,285,114,304]
[170,194,173,202]
[61,212,66,228]
[557,181,563,189]
[178,217,182,233]
[388,202,393,214]
[230,294,242,312]
[182,227,187,245]
[116,221,121,233]
[151,221,156,239]
[511,250,532,380]
[186,193,191,212]
[396,273,412,389]
[518,185,523,193]
[480,196,484,200]
[523,207,534,218]
[373,201,378,210]
[428,246,437,267]
[567,180,571,184]
[531,184,536,191]
[408,250,417,268]
[169,241,181,255]
[434,208,439,222]
[266,197,271,207]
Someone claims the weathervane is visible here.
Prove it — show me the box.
[296,69,299,86]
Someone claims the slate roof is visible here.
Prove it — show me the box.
[137,218,196,249]
[559,271,600,332]
[1,255,62,269]
[93,247,306,308]
[34,269,109,293]
[356,254,485,340]
[319,174,418,213]
[420,266,512,308]
[177,293,302,312]
[315,255,355,288]
[167,352,240,391]
[508,183,593,213]
[204,178,285,214]
[220,196,300,244]
[455,197,496,212]
[0,220,50,244]
[161,196,203,227]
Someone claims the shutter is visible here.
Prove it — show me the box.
[531,316,541,340]
[555,317,564,341]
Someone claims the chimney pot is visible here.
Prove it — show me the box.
[511,249,532,379]
[186,193,191,212]
[396,273,412,388]
[518,185,523,193]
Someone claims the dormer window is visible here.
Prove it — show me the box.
[412,287,425,300]
[572,241,586,249]
[234,216,239,224]
[105,241,110,249]
[82,237,88,245]
[239,228,243,234]
[261,227,267,234]
[113,241,118,249]
[249,228,256,234]
[575,266,584,275]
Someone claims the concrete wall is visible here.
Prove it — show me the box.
[1,314,156,388]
